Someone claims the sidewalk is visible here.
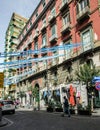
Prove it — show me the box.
[92,108,100,117]
[16,107,100,117]
[16,106,33,111]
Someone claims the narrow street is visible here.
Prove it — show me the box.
[1,110,100,130]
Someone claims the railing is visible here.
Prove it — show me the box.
[59,0,70,11]
[49,34,57,42]
[48,13,56,23]
[61,22,71,33]
[40,23,47,31]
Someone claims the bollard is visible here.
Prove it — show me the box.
[0,108,2,121]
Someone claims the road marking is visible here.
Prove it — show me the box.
[3,117,13,127]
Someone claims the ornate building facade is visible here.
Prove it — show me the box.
[6,0,100,109]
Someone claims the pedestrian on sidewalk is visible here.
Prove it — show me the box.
[63,96,70,117]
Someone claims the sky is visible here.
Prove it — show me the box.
[0,0,39,64]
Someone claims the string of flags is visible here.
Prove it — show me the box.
[0,43,84,85]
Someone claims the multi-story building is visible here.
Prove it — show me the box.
[0,72,4,99]
[4,13,27,99]
[15,0,100,110]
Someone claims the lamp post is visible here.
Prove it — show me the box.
[46,59,49,102]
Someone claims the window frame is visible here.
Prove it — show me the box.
[80,26,93,52]
[62,12,70,25]
[76,0,90,14]
[51,24,57,36]
[34,41,38,50]
[42,33,47,46]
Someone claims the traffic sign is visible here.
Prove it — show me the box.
[95,82,100,91]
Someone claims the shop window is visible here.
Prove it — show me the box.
[52,89,60,102]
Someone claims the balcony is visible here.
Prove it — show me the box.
[59,0,70,12]
[49,34,57,43]
[61,22,71,35]
[48,13,56,23]
[76,6,90,22]
[40,23,47,32]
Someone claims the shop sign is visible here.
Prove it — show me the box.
[95,82,100,91]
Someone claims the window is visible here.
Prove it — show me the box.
[51,24,56,36]
[81,27,93,51]
[63,39,72,59]
[42,34,47,46]
[42,17,46,24]
[62,0,69,4]
[28,43,32,50]
[52,51,58,63]
[63,13,70,25]
[54,71,57,82]
[30,20,32,26]
[77,0,89,13]
[26,27,28,32]
[34,41,38,50]
[36,11,38,18]
[51,7,56,15]
[42,0,46,8]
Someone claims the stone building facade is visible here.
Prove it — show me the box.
[13,0,100,109]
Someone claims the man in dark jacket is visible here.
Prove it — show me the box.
[63,96,70,117]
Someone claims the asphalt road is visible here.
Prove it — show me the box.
[1,110,100,130]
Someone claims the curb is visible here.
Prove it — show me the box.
[0,119,8,127]
[35,110,100,118]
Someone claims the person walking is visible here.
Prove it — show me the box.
[63,96,70,117]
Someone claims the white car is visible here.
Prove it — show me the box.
[0,100,15,114]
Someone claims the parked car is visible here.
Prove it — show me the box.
[0,100,15,114]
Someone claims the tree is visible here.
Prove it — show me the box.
[32,86,40,110]
[18,91,26,103]
[75,63,100,111]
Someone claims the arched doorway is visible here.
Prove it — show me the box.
[33,83,40,110]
